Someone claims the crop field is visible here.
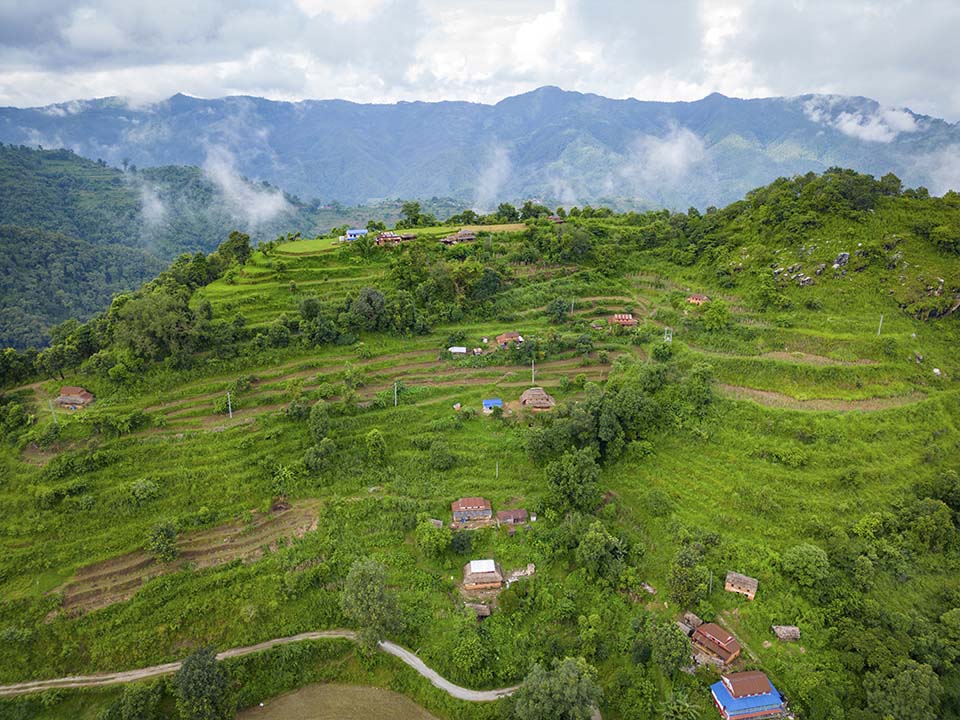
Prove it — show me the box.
[1,180,959,720]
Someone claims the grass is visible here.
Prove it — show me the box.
[2,210,959,720]
[237,684,440,720]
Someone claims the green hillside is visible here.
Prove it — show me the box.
[0,170,958,720]
[0,144,466,348]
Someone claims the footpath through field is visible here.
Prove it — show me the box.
[0,630,517,702]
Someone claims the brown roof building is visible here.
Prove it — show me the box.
[462,559,503,590]
[692,623,742,665]
[56,386,94,408]
[496,331,523,348]
[725,572,758,600]
[519,387,556,409]
[611,313,638,327]
[451,497,492,523]
[441,230,476,245]
[687,293,710,305]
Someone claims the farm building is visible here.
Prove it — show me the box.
[519,387,556,409]
[451,497,492,523]
[692,623,742,665]
[465,602,491,619]
[687,293,710,305]
[496,509,528,525]
[482,398,504,414]
[771,625,801,641]
[463,559,503,590]
[496,331,523,348]
[56,386,94,409]
[345,228,368,241]
[448,346,468,355]
[725,572,758,600]
[611,313,638,327]
[441,230,476,245]
[710,671,786,720]
[547,215,565,224]
[376,231,401,246]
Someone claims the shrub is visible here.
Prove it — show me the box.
[147,521,178,562]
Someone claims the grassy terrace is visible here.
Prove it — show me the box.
[2,191,959,719]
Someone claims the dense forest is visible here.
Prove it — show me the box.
[0,169,958,720]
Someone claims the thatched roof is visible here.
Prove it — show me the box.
[772,625,801,641]
[520,387,556,408]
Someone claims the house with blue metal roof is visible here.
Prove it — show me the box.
[345,228,368,241]
[710,671,786,720]
[482,398,503,414]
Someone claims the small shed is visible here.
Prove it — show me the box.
[482,398,504,414]
[687,293,710,305]
[496,509,528,525]
[465,602,492,619]
[519,387,556,409]
[725,572,758,600]
[56,386,94,409]
[448,346,468,355]
[683,611,704,629]
[692,623,742,665]
[771,625,801,642]
[428,518,444,529]
[547,215,565,224]
[463,559,504,590]
[611,313,638,327]
[451,497,492,523]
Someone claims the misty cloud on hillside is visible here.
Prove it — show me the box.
[618,127,708,203]
[202,145,291,227]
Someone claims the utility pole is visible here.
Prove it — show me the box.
[227,391,233,419]
[877,313,884,337]
[709,569,713,594]
[48,400,58,426]
[531,357,535,385]
[394,382,398,407]
[496,460,499,480]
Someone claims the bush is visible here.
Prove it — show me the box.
[428,439,455,471]
[652,342,673,361]
[147,522,178,562]
[782,543,830,587]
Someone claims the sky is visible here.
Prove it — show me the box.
[1,0,958,121]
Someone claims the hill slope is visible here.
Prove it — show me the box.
[2,87,959,208]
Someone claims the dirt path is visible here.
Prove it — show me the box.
[0,631,517,702]
[719,384,926,411]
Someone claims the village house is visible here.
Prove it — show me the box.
[462,559,503,590]
[710,671,786,720]
[440,230,477,245]
[345,228,368,241]
[546,215,565,224]
[496,331,523,348]
[771,625,801,642]
[496,509,528,526]
[451,497,492,523]
[56,386,94,410]
[448,346,468,355]
[482,398,503,414]
[611,313,638,328]
[375,231,401,246]
[687,293,710,305]
[519,387,556,410]
[692,623,742,665]
[725,572,758,600]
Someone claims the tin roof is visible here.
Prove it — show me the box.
[469,559,496,574]
[723,671,773,698]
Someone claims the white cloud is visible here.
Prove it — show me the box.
[137,180,167,226]
[202,145,291,226]
[474,145,512,212]
[913,144,960,195]
[803,97,920,143]
[620,127,706,194]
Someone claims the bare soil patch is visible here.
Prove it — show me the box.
[718,384,926,412]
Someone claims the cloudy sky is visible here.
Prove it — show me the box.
[1,0,958,120]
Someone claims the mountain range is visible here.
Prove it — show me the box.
[2,86,960,209]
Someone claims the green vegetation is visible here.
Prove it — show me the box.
[0,169,958,720]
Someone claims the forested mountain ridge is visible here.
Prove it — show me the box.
[2,87,959,208]
[0,144,464,348]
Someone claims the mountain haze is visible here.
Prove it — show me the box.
[2,87,959,209]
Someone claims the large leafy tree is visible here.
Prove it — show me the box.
[511,657,601,720]
[341,558,401,647]
[174,647,232,720]
[865,660,942,720]
[546,448,601,513]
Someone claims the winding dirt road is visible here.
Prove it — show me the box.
[0,630,517,701]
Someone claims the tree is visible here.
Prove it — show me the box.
[702,300,732,331]
[575,521,627,582]
[100,681,163,720]
[649,621,692,677]
[545,297,569,324]
[415,516,452,558]
[174,646,232,720]
[366,428,386,464]
[496,203,519,222]
[546,448,601,513]
[865,660,942,720]
[782,543,830,587]
[304,437,336,472]
[147,521,178,562]
[400,201,422,227]
[661,689,699,720]
[308,401,330,443]
[217,230,252,267]
[341,558,401,647]
[511,657,601,720]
